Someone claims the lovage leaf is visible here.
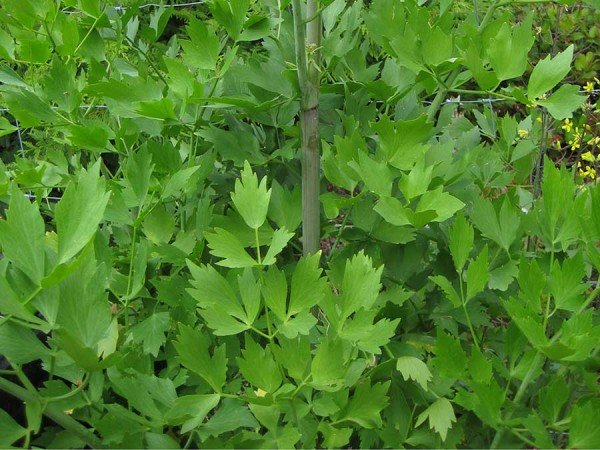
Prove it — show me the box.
[415,398,456,441]
[55,162,110,264]
[527,45,573,100]
[262,228,294,266]
[174,324,227,392]
[339,252,383,320]
[237,337,282,393]
[0,186,45,284]
[205,227,258,268]
[231,161,271,230]
[466,245,489,302]
[340,382,390,429]
[396,356,432,390]
[448,212,474,273]
[288,253,327,315]
[128,312,170,357]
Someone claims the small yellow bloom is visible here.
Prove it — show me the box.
[562,119,572,133]
[535,117,543,123]
[579,165,597,180]
[554,140,562,150]
[581,151,596,163]
[254,388,267,397]
[587,136,600,146]
[584,81,595,93]
[517,129,529,138]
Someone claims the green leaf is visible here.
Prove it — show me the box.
[0,186,45,284]
[56,253,113,351]
[237,337,282,393]
[262,266,288,321]
[0,86,60,127]
[125,149,153,207]
[161,166,202,199]
[398,159,434,201]
[448,212,473,273]
[396,356,432,390]
[205,227,258,268]
[434,330,467,379]
[487,18,534,81]
[0,116,18,137]
[237,268,261,324]
[0,409,27,447]
[135,98,176,120]
[415,398,456,441]
[311,337,347,389]
[197,398,258,440]
[416,188,465,223]
[422,27,452,66]
[210,0,249,41]
[347,152,393,197]
[268,181,302,232]
[174,324,227,392]
[288,253,327,315]
[468,348,493,384]
[0,277,42,323]
[128,312,170,357]
[339,252,383,320]
[231,161,271,230]
[537,84,586,120]
[0,322,49,364]
[262,228,294,266]
[527,45,573,99]
[569,401,600,449]
[548,253,588,312]
[67,122,111,152]
[430,275,462,308]
[374,196,412,226]
[470,197,520,251]
[181,19,220,70]
[187,261,251,334]
[466,246,489,302]
[340,382,390,428]
[165,395,220,433]
[55,162,110,264]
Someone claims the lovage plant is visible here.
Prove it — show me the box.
[0,0,598,448]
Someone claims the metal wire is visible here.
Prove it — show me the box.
[114,1,206,11]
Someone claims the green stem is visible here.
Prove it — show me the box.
[254,228,262,265]
[292,0,321,256]
[459,274,481,350]
[0,377,104,448]
[448,88,516,101]
[427,69,460,123]
[73,10,105,56]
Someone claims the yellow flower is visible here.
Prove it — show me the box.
[254,388,267,397]
[579,165,597,180]
[588,136,600,146]
[561,119,572,133]
[584,81,595,93]
[581,151,596,163]
[517,129,529,138]
[554,140,562,150]
[535,117,542,123]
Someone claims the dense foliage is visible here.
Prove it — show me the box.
[0,0,599,448]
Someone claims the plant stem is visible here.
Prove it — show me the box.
[427,69,460,123]
[292,0,321,256]
[0,377,104,448]
[459,274,481,350]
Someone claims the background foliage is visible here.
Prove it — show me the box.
[0,0,599,448]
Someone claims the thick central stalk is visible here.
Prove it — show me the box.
[292,0,321,256]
